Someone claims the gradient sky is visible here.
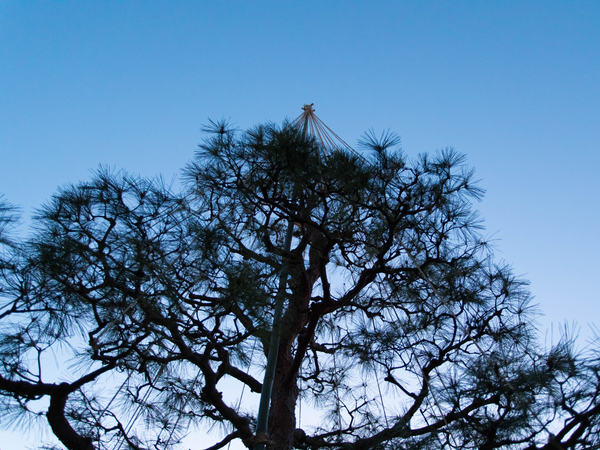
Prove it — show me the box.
[1,2,600,448]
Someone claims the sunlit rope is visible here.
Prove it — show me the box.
[292,104,368,164]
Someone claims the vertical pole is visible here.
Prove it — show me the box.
[253,109,310,450]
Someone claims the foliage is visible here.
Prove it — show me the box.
[0,122,599,450]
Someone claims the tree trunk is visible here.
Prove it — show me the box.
[266,226,328,449]
[268,340,299,450]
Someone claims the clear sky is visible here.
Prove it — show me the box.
[1,1,600,448]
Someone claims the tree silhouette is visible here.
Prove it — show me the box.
[0,121,598,450]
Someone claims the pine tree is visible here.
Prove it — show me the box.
[0,120,598,450]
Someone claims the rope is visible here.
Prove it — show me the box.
[113,365,167,449]
[329,317,343,442]
[163,370,202,448]
[285,109,528,445]
[97,206,255,448]
[100,106,534,448]
[386,299,465,449]
[296,111,526,393]
[373,366,389,429]
[96,375,128,429]
[227,337,258,450]
[292,105,368,163]
[399,243,517,392]
[290,111,462,444]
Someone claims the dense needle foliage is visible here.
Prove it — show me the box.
[0,121,598,450]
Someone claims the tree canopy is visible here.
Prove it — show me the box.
[0,120,599,450]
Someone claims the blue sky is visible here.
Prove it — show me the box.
[1,1,600,447]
